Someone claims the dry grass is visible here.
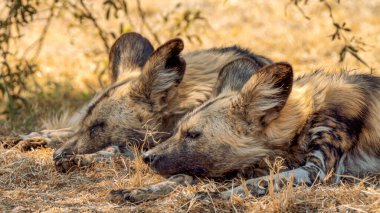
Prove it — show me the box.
[0,146,379,212]
[1,0,380,212]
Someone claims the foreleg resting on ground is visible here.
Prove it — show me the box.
[200,112,355,199]
[0,128,75,151]
[20,128,75,149]
[108,174,194,204]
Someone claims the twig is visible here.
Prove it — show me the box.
[23,0,59,60]
[136,0,161,45]
[78,0,110,52]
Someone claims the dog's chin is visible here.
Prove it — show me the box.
[186,167,209,177]
[151,165,210,178]
[150,169,178,178]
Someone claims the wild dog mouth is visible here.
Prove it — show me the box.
[148,156,210,177]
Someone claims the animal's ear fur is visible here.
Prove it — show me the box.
[109,32,154,82]
[231,62,293,127]
[131,38,186,112]
[213,58,261,96]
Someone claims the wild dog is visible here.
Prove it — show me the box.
[42,32,272,172]
[110,59,380,203]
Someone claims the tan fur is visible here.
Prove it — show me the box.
[107,61,380,204]
[143,62,380,199]
[52,33,271,172]
[172,52,246,112]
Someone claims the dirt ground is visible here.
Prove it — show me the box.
[1,0,380,212]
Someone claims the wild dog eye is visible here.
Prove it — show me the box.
[90,122,105,138]
[185,131,202,140]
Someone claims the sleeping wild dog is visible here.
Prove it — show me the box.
[19,32,271,172]
[109,58,380,203]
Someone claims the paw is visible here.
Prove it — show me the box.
[54,147,120,173]
[108,188,160,204]
[108,174,194,204]
[108,189,127,204]
[54,153,105,173]
[54,154,87,172]
[54,155,79,173]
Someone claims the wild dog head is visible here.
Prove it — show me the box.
[143,60,293,177]
[53,33,186,160]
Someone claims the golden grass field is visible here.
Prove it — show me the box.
[1,0,380,212]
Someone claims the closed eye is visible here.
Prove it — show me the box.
[90,122,105,138]
[185,131,202,140]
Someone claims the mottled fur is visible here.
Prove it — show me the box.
[115,61,380,203]
[49,33,271,171]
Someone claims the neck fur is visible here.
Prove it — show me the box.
[263,84,313,154]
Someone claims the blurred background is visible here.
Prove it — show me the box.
[1,0,379,134]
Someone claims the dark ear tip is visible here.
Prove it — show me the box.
[123,32,143,38]
[274,62,293,72]
[115,32,152,46]
[165,38,184,53]
[169,38,184,46]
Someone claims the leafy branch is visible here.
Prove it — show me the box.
[287,0,370,66]
[161,3,209,44]
[0,0,42,126]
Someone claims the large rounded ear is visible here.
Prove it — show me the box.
[212,58,261,96]
[109,32,154,82]
[130,38,186,112]
[231,62,293,127]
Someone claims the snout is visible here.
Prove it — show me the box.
[53,148,72,160]
[53,145,79,173]
[142,151,158,165]
[53,137,78,161]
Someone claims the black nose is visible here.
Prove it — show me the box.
[53,149,67,160]
[142,152,157,165]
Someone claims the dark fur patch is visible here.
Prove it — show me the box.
[303,165,321,185]
[213,58,261,95]
[348,74,380,91]
[307,155,325,171]
[307,105,368,173]
[109,32,154,82]
[206,45,272,67]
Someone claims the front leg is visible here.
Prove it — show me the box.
[109,174,193,204]
[20,128,74,140]
[211,111,356,199]
[215,166,322,199]
[20,128,75,149]
[0,134,54,151]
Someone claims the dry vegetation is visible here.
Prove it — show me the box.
[1,0,380,212]
[1,147,379,212]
